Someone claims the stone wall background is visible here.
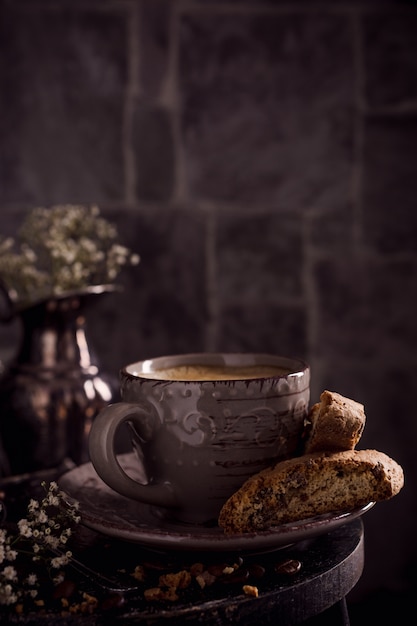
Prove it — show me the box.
[1,0,417,619]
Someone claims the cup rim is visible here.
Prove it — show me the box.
[122,352,309,383]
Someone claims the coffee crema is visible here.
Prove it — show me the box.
[137,364,291,381]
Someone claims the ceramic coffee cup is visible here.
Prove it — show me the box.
[88,353,310,525]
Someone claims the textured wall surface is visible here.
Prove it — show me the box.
[1,0,417,620]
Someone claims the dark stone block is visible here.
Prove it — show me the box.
[0,7,127,205]
[314,252,417,365]
[87,206,209,374]
[313,256,376,360]
[308,205,355,254]
[363,11,417,108]
[216,211,304,302]
[366,258,417,354]
[218,303,307,358]
[215,210,307,357]
[138,0,172,97]
[132,103,175,201]
[179,12,354,208]
[362,116,417,254]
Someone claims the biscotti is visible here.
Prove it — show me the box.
[304,390,366,453]
[218,449,404,533]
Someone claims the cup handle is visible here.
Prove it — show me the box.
[88,402,177,508]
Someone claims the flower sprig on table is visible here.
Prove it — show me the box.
[0,204,139,309]
[0,481,81,607]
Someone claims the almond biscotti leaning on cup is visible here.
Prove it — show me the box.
[303,390,366,453]
[218,449,404,533]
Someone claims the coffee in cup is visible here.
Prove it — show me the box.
[88,353,310,525]
[137,362,292,381]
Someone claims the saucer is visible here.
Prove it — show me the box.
[58,454,375,554]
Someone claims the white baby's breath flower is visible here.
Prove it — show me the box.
[107,268,118,281]
[36,510,48,525]
[28,499,39,513]
[43,535,59,550]
[5,549,17,562]
[26,573,37,586]
[17,520,33,539]
[2,566,17,582]
[46,494,60,507]
[21,244,37,263]
[0,237,14,252]
[50,554,69,569]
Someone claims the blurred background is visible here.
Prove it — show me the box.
[0,0,416,622]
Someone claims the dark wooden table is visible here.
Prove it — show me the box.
[0,466,364,626]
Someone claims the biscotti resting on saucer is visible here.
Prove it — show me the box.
[304,390,366,453]
[218,449,404,534]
